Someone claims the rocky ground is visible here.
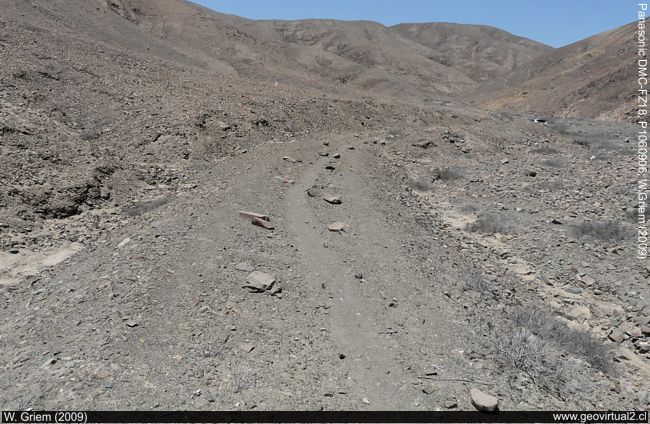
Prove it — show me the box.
[1,0,648,413]
[1,105,649,410]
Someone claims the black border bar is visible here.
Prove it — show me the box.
[1,410,648,423]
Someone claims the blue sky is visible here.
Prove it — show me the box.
[191,0,633,48]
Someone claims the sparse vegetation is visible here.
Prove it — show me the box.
[488,306,614,399]
[572,139,590,147]
[571,220,624,241]
[467,214,511,234]
[530,147,560,155]
[540,158,565,168]
[512,307,613,374]
[434,167,463,181]
[405,174,433,191]
[462,269,491,293]
[122,196,173,217]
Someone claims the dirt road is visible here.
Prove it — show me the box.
[1,132,475,410]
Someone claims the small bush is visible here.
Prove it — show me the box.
[462,269,490,293]
[467,214,511,234]
[491,326,564,390]
[405,175,432,191]
[540,159,564,168]
[459,204,478,214]
[571,220,624,241]
[122,196,172,217]
[512,307,613,375]
[434,167,463,181]
[530,147,559,155]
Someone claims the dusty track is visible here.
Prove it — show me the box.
[1,132,473,410]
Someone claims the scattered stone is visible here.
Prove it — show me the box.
[333,153,341,159]
[412,139,434,148]
[354,273,363,279]
[238,342,255,353]
[125,319,138,328]
[581,275,595,286]
[323,194,342,204]
[238,211,270,221]
[347,145,355,150]
[444,400,458,409]
[327,222,348,232]
[243,271,276,293]
[636,340,650,353]
[500,158,509,164]
[206,393,217,403]
[323,141,329,146]
[8,248,19,254]
[234,262,255,272]
[325,164,336,170]
[362,398,370,404]
[117,237,131,249]
[422,386,435,395]
[94,369,111,380]
[41,358,56,368]
[565,286,583,294]
[252,216,275,230]
[470,388,498,412]
[318,151,329,157]
[274,175,294,184]
[338,353,346,359]
[620,322,642,338]
[608,328,626,343]
[423,367,438,376]
[282,156,297,163]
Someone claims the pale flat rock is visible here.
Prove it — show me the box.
[470,387,498,412]
[244,271,276,293]
[252,216,274,230]
[234,262,255,272]
[238,211,270,221]
[327,222,348,232]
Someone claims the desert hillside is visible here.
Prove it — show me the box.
[481,22,637,121]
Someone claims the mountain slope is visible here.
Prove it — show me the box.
[392,22,552,82]
[113,0,552,100]
[480,22,636,121]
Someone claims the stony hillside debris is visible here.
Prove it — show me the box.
[282,156,298,163]
[470,388,498,412]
